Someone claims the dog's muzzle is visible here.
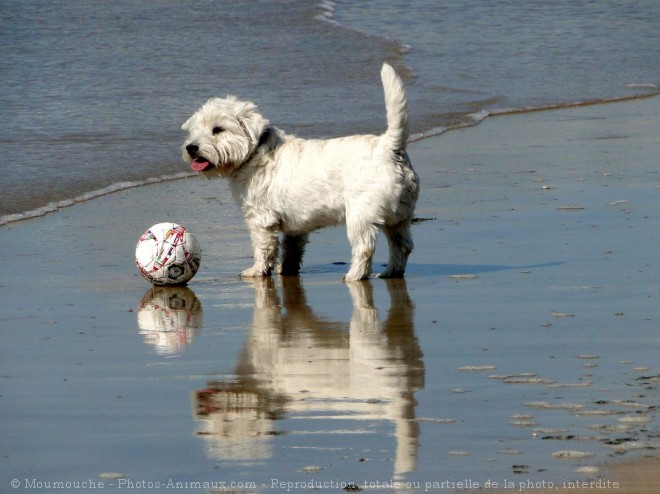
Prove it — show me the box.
[186,144,213,172]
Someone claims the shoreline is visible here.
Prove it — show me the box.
[2,93,658,228]
[1,96,657,492]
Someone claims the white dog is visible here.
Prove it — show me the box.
[181,63,419,281]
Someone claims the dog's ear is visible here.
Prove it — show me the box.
[181,116,193,131]
[236,101,269,143]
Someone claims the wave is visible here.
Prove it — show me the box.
[313,1,415,76]
[314,1,339,26]
[314,0,408,49]
[489,90,659,116]
[410,91,659,143]
[0,172,194,227]
[409,109,490,143]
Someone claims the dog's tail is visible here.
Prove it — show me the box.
[381,63,409,152]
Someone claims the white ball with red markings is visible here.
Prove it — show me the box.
[135,222,201,285]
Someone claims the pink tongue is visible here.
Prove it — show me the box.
[191,160,210,172]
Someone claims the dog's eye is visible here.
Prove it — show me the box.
[212,126,224,135]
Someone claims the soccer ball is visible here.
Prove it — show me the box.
[135,222,201,285]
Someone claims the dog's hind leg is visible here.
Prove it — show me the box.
[344,217,379,282]
[379,221,413,278]
[278,233,309,276]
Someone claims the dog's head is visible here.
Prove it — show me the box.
[181,96,269,177]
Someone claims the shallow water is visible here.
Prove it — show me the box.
[1,0,659,222]
[1,98,657,491]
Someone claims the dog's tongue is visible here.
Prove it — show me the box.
[191,159,210,172]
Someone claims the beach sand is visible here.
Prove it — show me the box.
[1,97,657,492]
[494,456,660,494]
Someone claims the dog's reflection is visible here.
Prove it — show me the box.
[194,277,424,475]
[137,286,203,355]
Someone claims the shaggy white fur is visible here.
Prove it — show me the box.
[182,63,419,281]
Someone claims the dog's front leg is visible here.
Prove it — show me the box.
[241,224,279,277]
[344,217,378,282]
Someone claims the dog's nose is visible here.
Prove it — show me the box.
[186,144,199,157]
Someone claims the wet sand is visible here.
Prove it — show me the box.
[1,97,657,492]
[496,456,660,493]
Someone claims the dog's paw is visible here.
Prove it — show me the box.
[343,272,371,282]
[277,263,301,276]
[240,265,272,278]
[377,269,405,279]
